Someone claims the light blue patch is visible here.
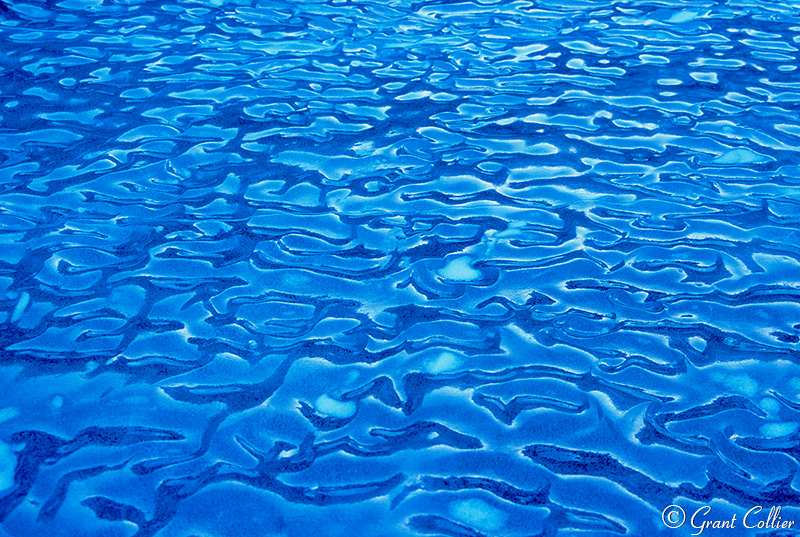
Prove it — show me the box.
[438,257,481,282]
[425,352,461,374]
[723,374,759,397]
[315,395,356,418]
[668,10,698,23]
[10,291,29,323]
[690,72,719,83]
[449,499,507,532]
[0,442,15,493]
[760,422,798,438]
[759,397,780,414]
[712,148,775,165]
[120,88,153,99]
[688,336,707,352]
[0,408,19,424]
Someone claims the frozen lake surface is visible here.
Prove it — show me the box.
[1,0,800,535]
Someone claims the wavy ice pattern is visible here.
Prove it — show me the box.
[1,0,800,535]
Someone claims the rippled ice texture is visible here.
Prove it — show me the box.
[2,0,800,535]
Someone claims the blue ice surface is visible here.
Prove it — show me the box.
[1,0,800,536]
